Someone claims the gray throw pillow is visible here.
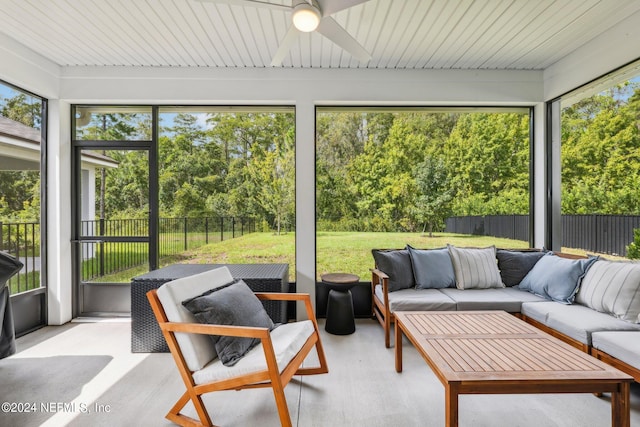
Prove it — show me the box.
[406,245,455,289]
[447,245,503,289]
[372,249,415,292]
[496,249,546,287]
[518,253,598,304]
[182,280,275,366]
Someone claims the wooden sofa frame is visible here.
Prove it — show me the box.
[371,252,640,383]
[147,290,328,427]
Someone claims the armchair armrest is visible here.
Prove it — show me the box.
[370,268,389,295]
[256,292,317,323]
[162,321,270,340]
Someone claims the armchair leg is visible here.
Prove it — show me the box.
[272,380,293,427]
[166,391,214,427]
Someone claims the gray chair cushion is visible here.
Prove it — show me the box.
[406,245,455,289]
[192,320,315,385]
[576,260,640,323]
[447,245,503,289]
[591,331,640,370]
[545,304,640,345]
[183,280,275,366]
[518,253,597,304]
[372,249,415,292]
[374,286,456,312]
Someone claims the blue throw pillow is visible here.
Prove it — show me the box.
[406,245,455,289]
[372,249,415,292]
[518,253,598,304]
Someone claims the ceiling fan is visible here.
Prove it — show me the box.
[195,0,372,66]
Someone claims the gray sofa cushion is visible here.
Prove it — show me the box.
[521,301,571,324]
[591,331,640,370]
[576,260,640,323]
[372,249,415,292]
[447,245,504,289]
[374,285,456,312]
[544,304,640,345]
[406,245,455,289]
[439,288,535,312]
[518,253,597,304]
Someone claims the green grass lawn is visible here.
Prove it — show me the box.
[165,231,530,282]
[87,231,624,285]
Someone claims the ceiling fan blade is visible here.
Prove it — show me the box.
[270,25,300,66]
[316,17,370,63]
[316,0,370,16]
[194,0,291,12]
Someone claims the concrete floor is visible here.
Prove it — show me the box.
[1,318,639,427]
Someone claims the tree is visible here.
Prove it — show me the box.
[1,93,41,128]
[412,157,454,236]
[444,113,530,215]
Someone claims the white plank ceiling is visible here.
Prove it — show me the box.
[0,0,638,70]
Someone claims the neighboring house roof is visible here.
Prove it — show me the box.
[0,115,118,169]
[0,115,40,143]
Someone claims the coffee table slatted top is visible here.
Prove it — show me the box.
[397,311,630,382]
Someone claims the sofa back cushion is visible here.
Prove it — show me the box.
[447,245,503,290]
[518,253,597,304]
[372,249,414,292]
[406,245,455,289]
[496,249,546,287]
[576,260,640,323]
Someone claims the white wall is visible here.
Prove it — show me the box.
[544,10,640,101]
[0,33,59,99]
[47,100,73,325]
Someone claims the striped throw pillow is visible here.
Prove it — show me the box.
[576,260,640,323]
[447,245,504,290]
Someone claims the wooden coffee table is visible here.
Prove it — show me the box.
[394,311,633,427]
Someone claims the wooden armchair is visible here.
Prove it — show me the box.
[147,266,328,427]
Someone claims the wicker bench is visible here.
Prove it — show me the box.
[131,263,289,352]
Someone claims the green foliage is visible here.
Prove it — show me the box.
[561,82,640,214]
[626,228,640,259]
[1,93,42,128]
[412,156,454,236]
[317,110,531,232]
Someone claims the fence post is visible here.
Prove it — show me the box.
[232,217,235,238]
[0,221,3,251]
[220,217,224,242]
[99,218,105,277]
[184,217,188,251]
[205,217,209,244]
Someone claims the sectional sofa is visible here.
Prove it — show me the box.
[370,245,640,382]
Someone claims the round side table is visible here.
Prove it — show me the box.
[321,273,359,335]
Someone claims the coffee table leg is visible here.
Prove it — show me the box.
[445,383,459,427]
[395,320,403,372]
[611,382,630,427]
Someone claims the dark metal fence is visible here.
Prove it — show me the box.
[81,216,256,282]
[561,215,640,257]
[0,221,41,294]
[445,215,529,242]
[446,214,640,257]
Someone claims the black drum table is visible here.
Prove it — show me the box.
[321,273,359,335]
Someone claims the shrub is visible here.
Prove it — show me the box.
[626,228,640,259]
